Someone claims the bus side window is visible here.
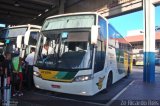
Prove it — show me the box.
[29,32,39,45]
[94,40,105,73]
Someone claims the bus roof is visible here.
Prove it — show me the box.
[46,12,99,20]
[9,24,41,29]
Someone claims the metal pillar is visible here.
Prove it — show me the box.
[143,0,155,83]
[59,0,65,14]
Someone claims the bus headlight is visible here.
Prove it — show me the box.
[34,71,41,78]
[74,75,93,82]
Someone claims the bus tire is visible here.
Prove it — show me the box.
[107,71,113,89]
[101,71,112,93]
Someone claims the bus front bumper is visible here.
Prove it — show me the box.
[33,76,95,96]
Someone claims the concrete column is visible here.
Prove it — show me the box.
[59,0,65,14]
[143,0,155,83]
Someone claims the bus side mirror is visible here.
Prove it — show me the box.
[91,25,99,44]
[16,35,23,48]
[24,30,30,45]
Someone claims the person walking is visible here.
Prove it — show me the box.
[25,47,35,90]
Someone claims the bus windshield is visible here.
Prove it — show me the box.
[4,27,27,53]
[42,15,95,30]
[7,27,27,38]
[35,31,93,70]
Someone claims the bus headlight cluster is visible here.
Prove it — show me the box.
[34,71,41,78]
[74,74,93,82]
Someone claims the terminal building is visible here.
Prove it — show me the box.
[125,28,160,65]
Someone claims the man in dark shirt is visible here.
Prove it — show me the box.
[0,54,5,83]
[0,55,5,100]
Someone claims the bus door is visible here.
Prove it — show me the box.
[93,39,106,92]
[24,29,40,55]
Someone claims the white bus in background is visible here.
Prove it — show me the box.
[133,53,144,66]
[33,12,132,96]
[5,24,41,58]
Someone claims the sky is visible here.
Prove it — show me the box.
[109,6,160,37]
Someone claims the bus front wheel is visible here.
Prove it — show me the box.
[107,71,113,89]
[103,71,113,93]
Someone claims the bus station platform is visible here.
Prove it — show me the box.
[7,66,160,106]
[109,66,160,106]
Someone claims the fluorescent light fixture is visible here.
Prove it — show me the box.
[38,14,42,16]
[45,9,49,12]
[14,1,20,7]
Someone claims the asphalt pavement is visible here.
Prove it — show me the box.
[10,66,160,106]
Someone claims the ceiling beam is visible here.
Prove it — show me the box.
[0,8,37,17]
[0,18,20,25]
[0,0,47,11]
[30,0,82,25]
[0,10,34,18]
[65,0,82,8]
[30,6,59,25]
[22,0,56,6]
[0,3,40,15]
[0,14,32,20]
[0,14,32,25]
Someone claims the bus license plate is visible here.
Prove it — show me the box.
[51,84,61,88]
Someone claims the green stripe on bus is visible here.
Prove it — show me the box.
[55,72,68,79]
[62,72,77,80]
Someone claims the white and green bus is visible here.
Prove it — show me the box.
[33,12,132,96]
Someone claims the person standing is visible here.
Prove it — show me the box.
[3,52,12,101]
[0,55,5,100]
[25,47,35,90]
[42,43,54,55]
[3,52,12,80]
[12,51,23,96]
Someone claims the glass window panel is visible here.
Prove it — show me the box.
[42,15,95,30]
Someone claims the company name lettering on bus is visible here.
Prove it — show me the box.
[41,71,51,74]
[107,0,135,8]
